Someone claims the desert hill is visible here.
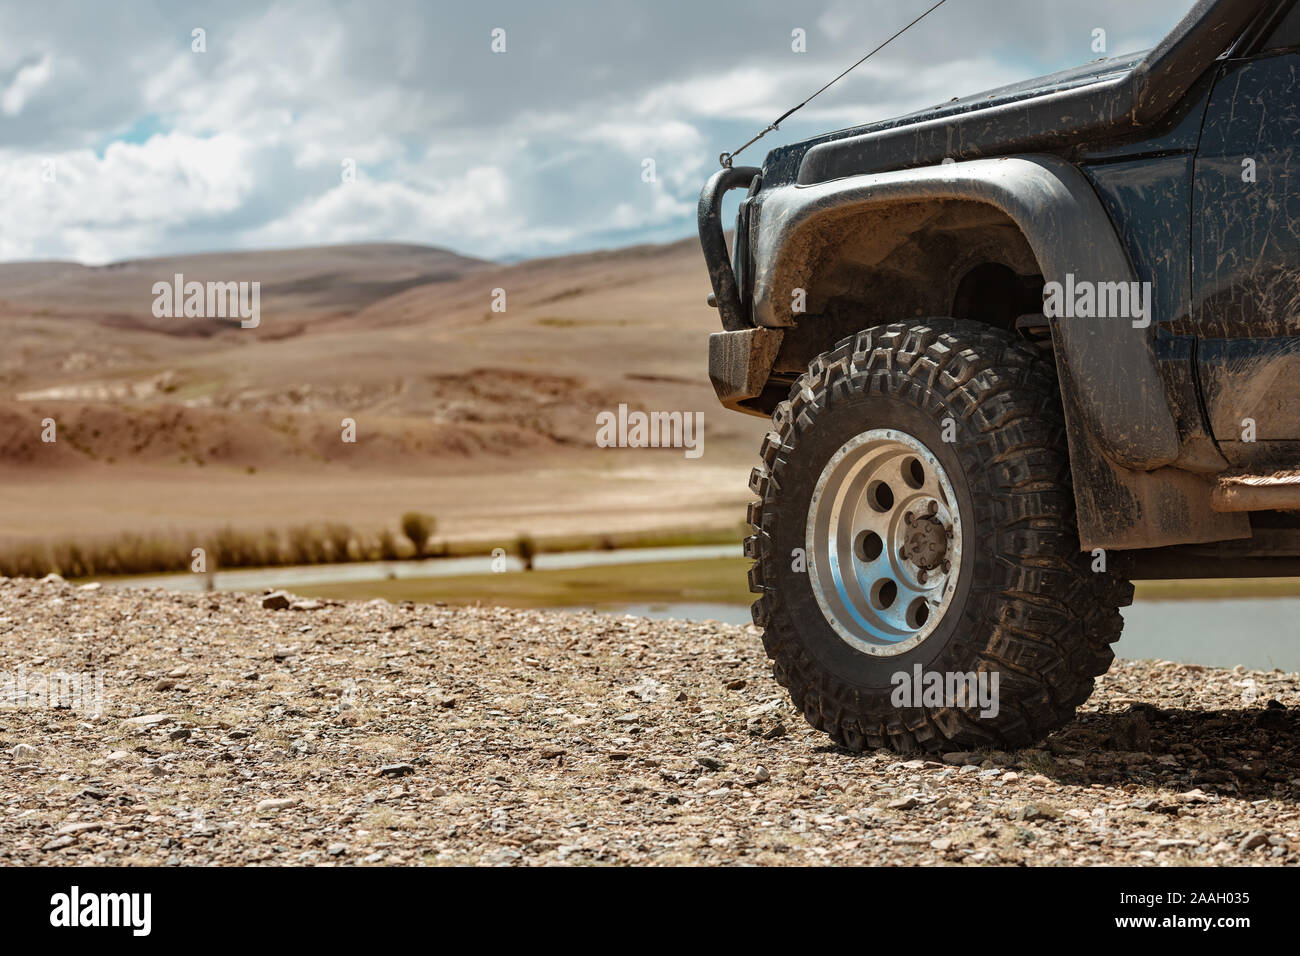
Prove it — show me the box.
[0,237,766,545]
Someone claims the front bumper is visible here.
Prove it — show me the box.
[699,165,783,416]
[707,326,784,417]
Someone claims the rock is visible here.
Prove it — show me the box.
[725,678,747,690]
[930,837,952,851]
[42,836,74,851]
[124,713,174,728]
[11,743,41,761]
[242,671,260,680]
[290,600,324,611]
[78,582,102,591]
[1239,830,1270,852]
[377,763,414,777]
[1176,788,1211,804]
[56,821,102,836]
[168,728,192,741]
[39,573,67,586]
[695,754,725,771]
[105,750,132,763]
[942,752,978,765]
[167,665,190,678]
[261,591,293,610]
[327,843,347,856]
[255,798,300,812]
[1012,803,1059,822]
[272,645,299,660]
[754,765,771,783]
[888,796,920,810]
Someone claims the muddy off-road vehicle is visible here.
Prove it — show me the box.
[699,0,1300,751]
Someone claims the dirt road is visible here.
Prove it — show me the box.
[2,576,1298,865]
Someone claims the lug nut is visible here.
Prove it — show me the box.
[928,500,938,515]
[917,569,928,584]
[941,560,951,573]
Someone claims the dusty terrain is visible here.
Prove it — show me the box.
[3,576,1298,866]
[0,238,765,546]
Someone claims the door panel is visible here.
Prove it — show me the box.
[1192,50,1300,463]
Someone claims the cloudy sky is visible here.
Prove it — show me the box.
[0,0,1197,265]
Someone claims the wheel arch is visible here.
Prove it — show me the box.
[750,154,1180,472]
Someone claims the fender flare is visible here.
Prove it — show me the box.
[748,154,1180,471]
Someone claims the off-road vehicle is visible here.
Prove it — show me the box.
[699,0,1300,751]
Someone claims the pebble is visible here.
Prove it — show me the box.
[124,713,174,727]
[256,798,300,812]
[1239,830,1269,851]
[262,591,293,610]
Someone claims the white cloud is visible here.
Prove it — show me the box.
[0,0,1200,263]
[2,54,53,117]
[0,131,257,263]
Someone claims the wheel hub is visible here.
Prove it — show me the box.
[805,428,963,657]
[901,509,950,571]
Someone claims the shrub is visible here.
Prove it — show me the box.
[400,512,437,559]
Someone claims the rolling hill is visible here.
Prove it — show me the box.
[0,238,766,547]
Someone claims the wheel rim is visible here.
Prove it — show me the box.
[805,428,963,657]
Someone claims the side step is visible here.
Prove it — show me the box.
[1211,472,1300,512]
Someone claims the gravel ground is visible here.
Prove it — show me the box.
[2,574,1299,866]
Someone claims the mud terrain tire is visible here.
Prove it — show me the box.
[746,319,1132,752]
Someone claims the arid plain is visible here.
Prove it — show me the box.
[0,238,766,552]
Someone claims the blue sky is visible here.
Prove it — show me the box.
[0,0,1197,264]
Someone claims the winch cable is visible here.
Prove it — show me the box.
[718,0,949,168]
